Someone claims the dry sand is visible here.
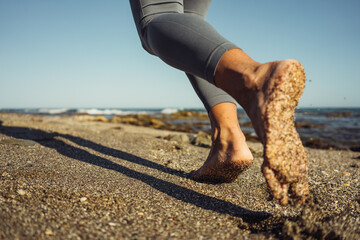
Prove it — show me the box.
[0,113,359,239]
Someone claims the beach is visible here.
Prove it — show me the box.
[0,113,359,239]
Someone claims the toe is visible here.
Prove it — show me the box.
[280,184,289,205]
[262,166,283,200]
[263,165,292,205]
[291,178,309,204]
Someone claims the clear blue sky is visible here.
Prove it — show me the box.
[1,0,359,109]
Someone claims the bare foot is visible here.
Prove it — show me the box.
[258,60,309,205]
[190,127,253,183]
[215,50,309,205]
[190,103,253,183]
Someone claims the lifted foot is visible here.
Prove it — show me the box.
[261,60,309,205]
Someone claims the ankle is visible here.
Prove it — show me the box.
[212,126,245,148]
[214,49,260,95]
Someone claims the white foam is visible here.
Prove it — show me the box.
[161,108,179,114]
[77,109,126,115]
[38,108,69,114]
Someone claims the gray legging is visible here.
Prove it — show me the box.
[129,0,237,111]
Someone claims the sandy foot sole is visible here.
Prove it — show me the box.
[262,60,309,205]
[189,160,252,184]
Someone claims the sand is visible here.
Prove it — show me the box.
[0,113,359,239]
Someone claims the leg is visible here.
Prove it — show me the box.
[129,0,237,82]
[183,0,237,113]
[129,1,309,204]
[183,1,254,182]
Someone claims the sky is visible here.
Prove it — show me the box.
[1,0,359,109]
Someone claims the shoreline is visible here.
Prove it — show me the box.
[74,110,360,152]
[2,107,360,151]
[0,113,359,239]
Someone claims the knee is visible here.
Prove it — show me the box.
[144,15,183,57]
[134,25,155,55]
[140,40,154,55]
[137,16,173,55]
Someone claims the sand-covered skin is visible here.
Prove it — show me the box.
[263,60,308,205]
[0,113,359,239]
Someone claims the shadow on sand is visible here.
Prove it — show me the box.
[0,123,270,223]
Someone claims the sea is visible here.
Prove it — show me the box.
[1,107,359,151]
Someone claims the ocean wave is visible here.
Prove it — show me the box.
[160,108,179,114]
[38,108,70,115]
[77,108,125,116]
[77,108,160,116]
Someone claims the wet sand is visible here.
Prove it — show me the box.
[0,113,359,239]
